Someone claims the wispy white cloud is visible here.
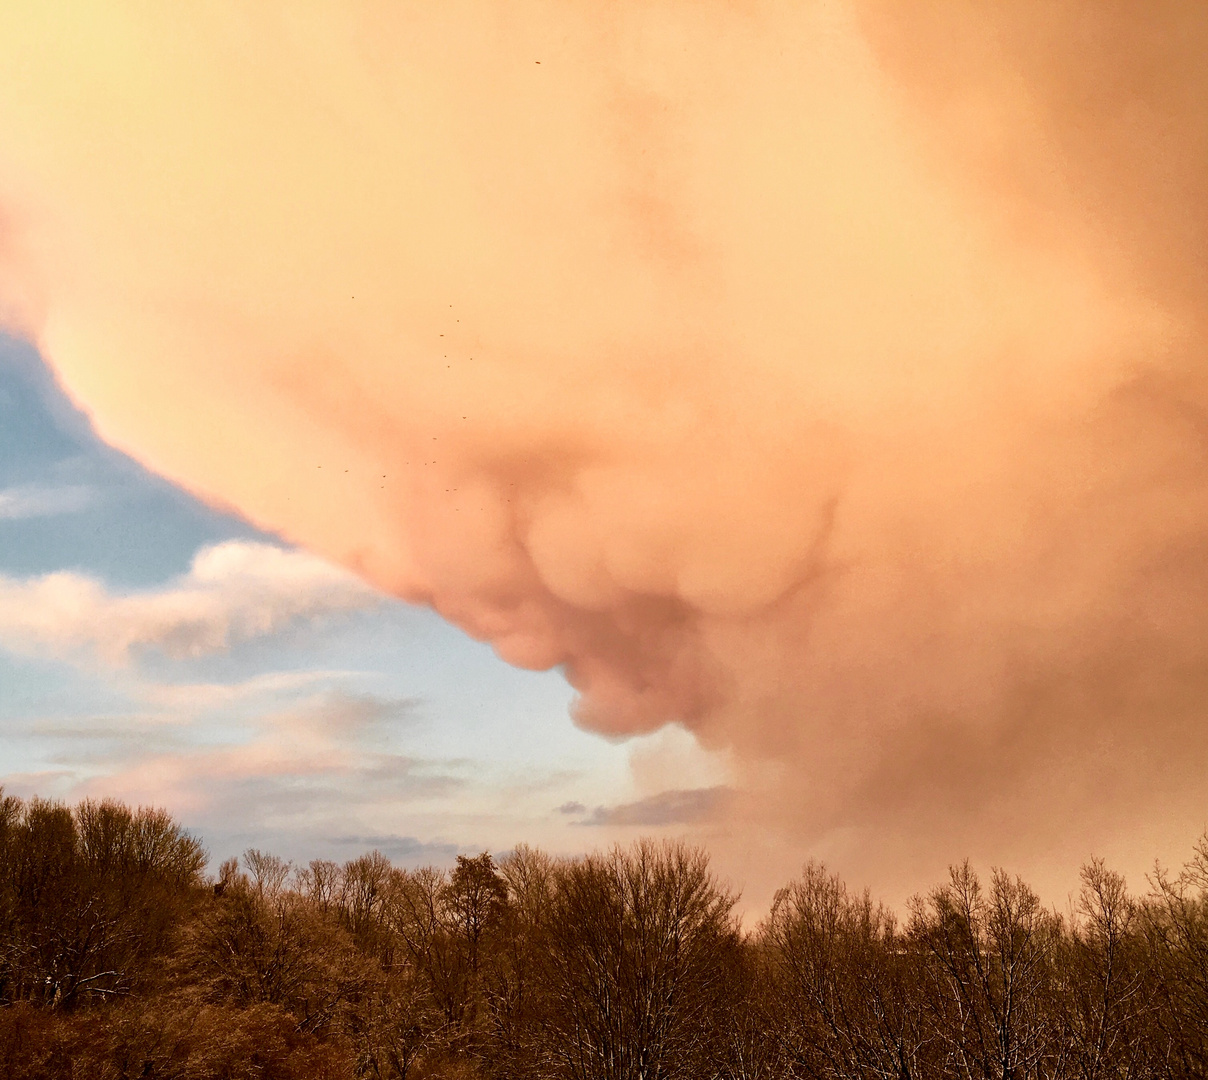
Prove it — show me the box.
[139,669,370,711]
[68,691,455,815]
[4,683,603,864]
[0,770,78,800]
[0,541,381,663]
[0,482,95,520]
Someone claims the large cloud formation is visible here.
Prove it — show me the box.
[1,2,1206,893]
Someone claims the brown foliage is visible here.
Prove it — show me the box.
[4,790,1208,1079]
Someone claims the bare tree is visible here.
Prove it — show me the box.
[763,861,927,1080]
[1143,834,1208,1076]
[484,845,557,1078]
[296,858,341,913]
[244,848,292,899]
[541,839,740,1080]
[1055,859,1156,1080]
[909,863,1061,1080]
[385,864,465,1051]
[0,794,205,1010]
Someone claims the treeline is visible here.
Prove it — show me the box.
[2,793,1207,1079]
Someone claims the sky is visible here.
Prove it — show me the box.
[2,1,1208,912]
[0,332,731,875]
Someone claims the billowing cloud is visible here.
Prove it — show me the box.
[0,540,379,663]
[1,2,1207,894]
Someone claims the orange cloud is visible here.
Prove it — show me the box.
[1,1,1206,898]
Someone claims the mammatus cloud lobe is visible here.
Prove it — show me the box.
[1,2,1206,890]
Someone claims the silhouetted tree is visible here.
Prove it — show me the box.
[1144,836,1208,1077]
[0,792,204,1010]
[764,861,928,1080]
[6,789,1208,1080]
[909,863,1061,1080]
[540,839,740,1080]
[1055,859,1157,1079]
[482,844,557,1078]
